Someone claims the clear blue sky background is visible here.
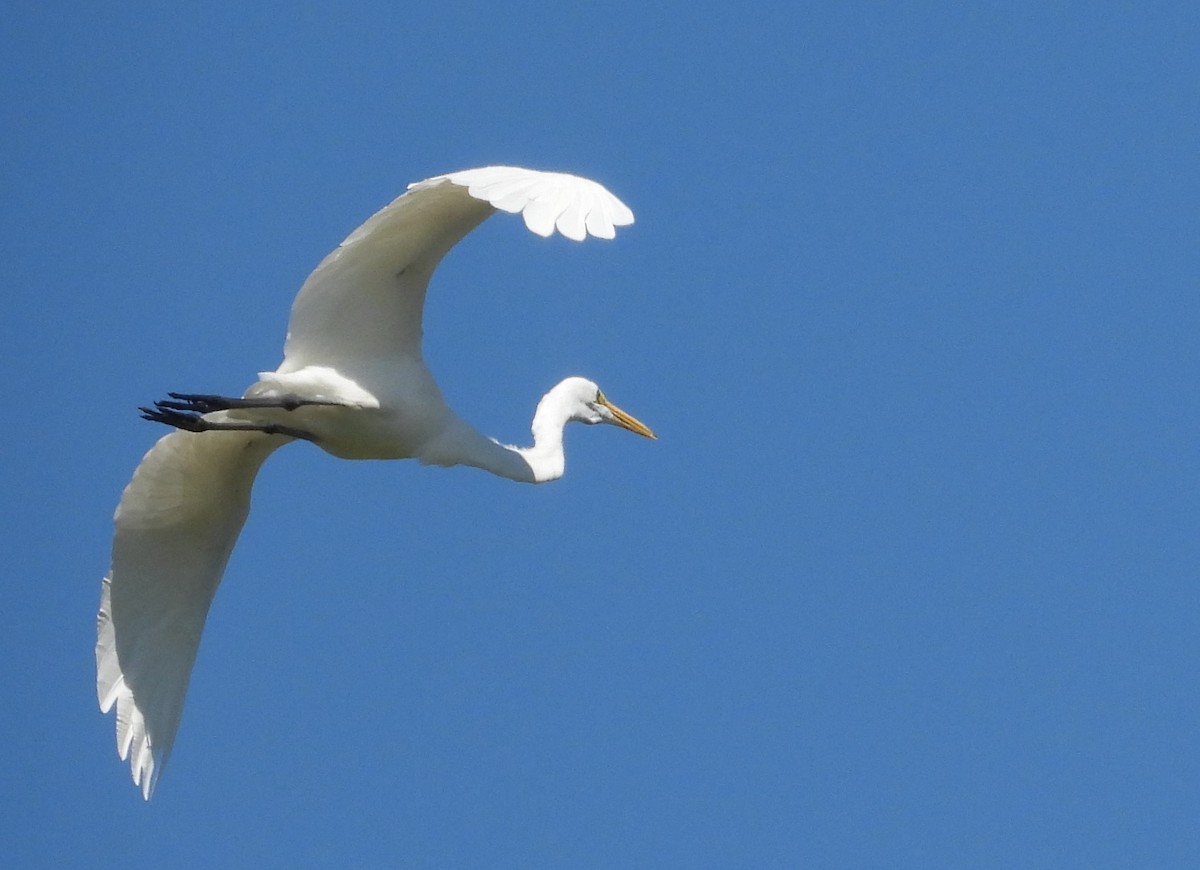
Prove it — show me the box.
[4,3,1198,867]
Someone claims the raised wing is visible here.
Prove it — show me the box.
[96,428,282,798]
[277,166,634,374]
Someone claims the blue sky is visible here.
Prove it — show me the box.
[4,2,1198,866]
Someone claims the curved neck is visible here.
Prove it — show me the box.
[425,413,566,484]
[517,414,567,482]
[422,382,582,484]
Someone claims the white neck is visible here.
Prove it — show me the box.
[431,383,583,484]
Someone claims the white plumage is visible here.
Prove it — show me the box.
[96,166,652,798]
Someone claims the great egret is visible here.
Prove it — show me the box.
[96,166,654,799]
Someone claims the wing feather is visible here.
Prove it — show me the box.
[96,429,282,798]
[278,167,633,375]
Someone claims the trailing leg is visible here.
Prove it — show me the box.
[157,392,344,414]
[139,402,319,442]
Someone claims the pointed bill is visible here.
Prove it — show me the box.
[597,392,656,439]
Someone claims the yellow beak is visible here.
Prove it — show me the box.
[597,392,657,440]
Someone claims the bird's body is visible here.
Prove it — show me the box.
[246,361,458,461]
[96,166,653,798]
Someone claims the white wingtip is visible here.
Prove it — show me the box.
[413,166,634,242]
[97,574,164,800]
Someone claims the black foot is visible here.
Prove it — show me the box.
[139,404,211,432]
[139,398,319,442]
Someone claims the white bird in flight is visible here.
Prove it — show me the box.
[96,166,655,799]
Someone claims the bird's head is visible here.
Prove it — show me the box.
[553,377,657,439]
